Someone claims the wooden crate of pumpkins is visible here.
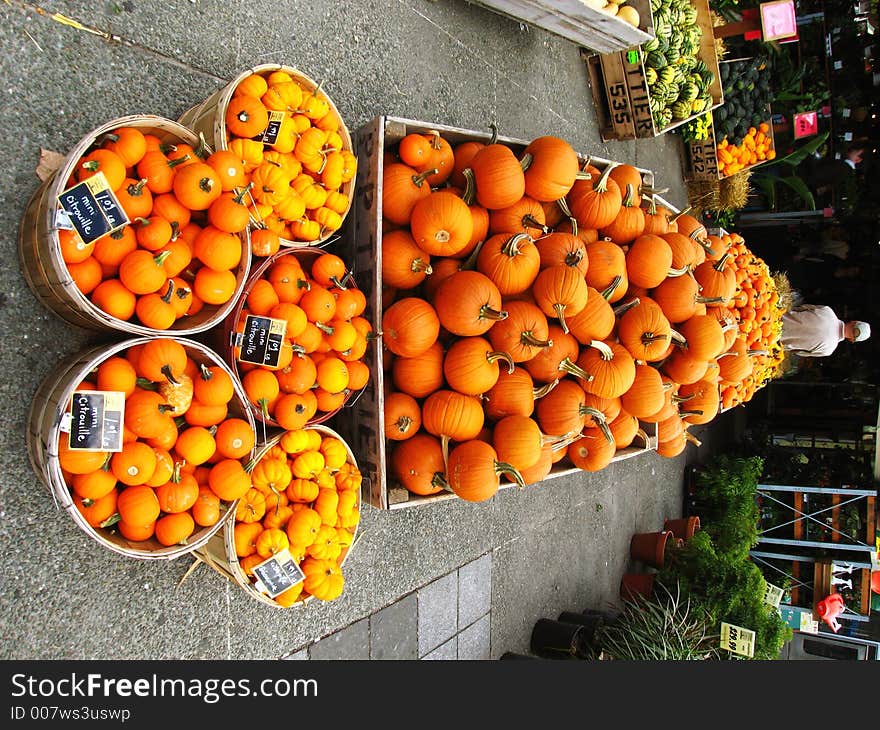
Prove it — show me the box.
[337,116,669,510]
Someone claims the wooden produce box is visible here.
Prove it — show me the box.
[583,0,722,141]
[470,0,654,54]
[685,108,775,181]
[337,115,659,511]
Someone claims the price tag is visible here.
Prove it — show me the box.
[799,613,819,634]
[626,50,639,65]
[833,60,843,71]
[825,33,832,56]
[56,171,130,245]
[234,314,288,368]
[844,132,853,142]
[793,111,818,139]
[257,111,286,145]
[720,622,756,657]
[842,108,851,118]
[251,549,305,599]
[763,583,785,608]
[65,390,125,453]
[760,1,798,42]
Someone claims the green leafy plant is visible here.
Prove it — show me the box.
[751,131,831,210]
[594,581,719,660]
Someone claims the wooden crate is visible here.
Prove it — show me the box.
[470,0,654,54]
[336,115,660,510]
[685,107,775,181]
[584,0,723,141]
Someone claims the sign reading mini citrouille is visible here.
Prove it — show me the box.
[63,390,125,453]
[56,171,129,245]
[234,314,288,368]
[257,111,285,145]
[720,621,756,657]
[763,583,785,608]
[251,548,305,599]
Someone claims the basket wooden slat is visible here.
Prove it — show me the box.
[18,115,251,336]
[192,423,361,608]
[27,337,257,560]
[177,64,354,249]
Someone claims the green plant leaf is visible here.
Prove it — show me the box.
[775,175,816,210]
[763,131,830,169]
[752,175,777,208]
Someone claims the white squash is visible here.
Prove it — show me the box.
[617,5,641,25]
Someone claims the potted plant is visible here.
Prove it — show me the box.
[592,582,719,661]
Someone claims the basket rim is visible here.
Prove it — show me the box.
[45,336,257,560]
[40,115,251,336]
[221,422,362,608]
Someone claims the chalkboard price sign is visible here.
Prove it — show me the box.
[66,390,125,452]
[234,315,287,368]
[251,549,306,599]
[56,171,130,245]
[257,111,286,145]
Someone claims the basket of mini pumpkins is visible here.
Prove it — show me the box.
[220,246,372,431]
[19,115,252,336]
[193,424,363,607]
[178,64,356,252]
[27,336,258,559]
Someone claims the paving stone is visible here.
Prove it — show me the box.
[421,637,457,661]
[370,594,417,660]
[308,619,370,660]
[458,553,492,629]
[417,572,458,656]
[457,614,491,660]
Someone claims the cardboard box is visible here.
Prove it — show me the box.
[337,115,660,510]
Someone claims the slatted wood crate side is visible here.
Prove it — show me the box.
[470,0,654,54]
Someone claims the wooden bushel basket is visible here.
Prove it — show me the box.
[218,247,366,431]
[27,337,257,560]
[177,64,355,249]
[18,115,252,336]
[192,423,361,608]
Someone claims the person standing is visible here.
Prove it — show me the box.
[780,304,870,357]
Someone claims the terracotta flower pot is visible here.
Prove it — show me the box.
[663,516,701,541]
[619,572,655,601]
[629,529,672,569]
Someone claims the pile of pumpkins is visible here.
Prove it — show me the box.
[377,129,783,503]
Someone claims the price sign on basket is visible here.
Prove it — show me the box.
[759,1,798,42]
[763,583,785,608]
[793,111,818,139]
[257,111,285,145]
[251,549,305,598]
[56,171,129,245]
[234,314,288,368]
[62,390,125,452]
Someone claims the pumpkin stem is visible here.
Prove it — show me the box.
[667,264,691,278]
[479,303,508,322]
[315,322,335,335]
[135,377,158,391]
[669,329,687,346]
[684,431,702,447]
[413,168,437,189]
[713,252,733,272]
[167,154,192,169]
[564,249,584,268]
[552,303,570,334]
[152,250,173,269]
[170,461,183,483]
[634,427,650,446]
[440,435,451,472]
[555,197,574,220]
[522,214,549,235]
[593,164,616,193]
[487,350,516,374]
[494,460,526,490]
[198,363,214,382]
[461,239,485,271]
[748,348,769,357]
[157,404,176,415]
[622,183,637,208]
[612,298,640,317]
[695,237,716,257]
[258,398,271,421]
[679,409,705,418]
[519,152,533,172]
[641,332,670,346]
[559,357,593,382]
[160,279,174,304]
[696,295,728,305]
[588,340,614,361]
[502,232,533,258]
[160,364,179,386]
[669,206,693,224]
[641,185,669,196]
[533,379,558,399]
[574,170,593,180]
[128,178,149,196]
[601,275,623,301]
[487,123,498,145]
[411,258,433,275]
[461,167,477,206]
[520,330,552,349]
[672,392,696,404]
[395,416,413,435]
[100,513,122,529]
[432,471,452,493]
[580,406,612,446]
